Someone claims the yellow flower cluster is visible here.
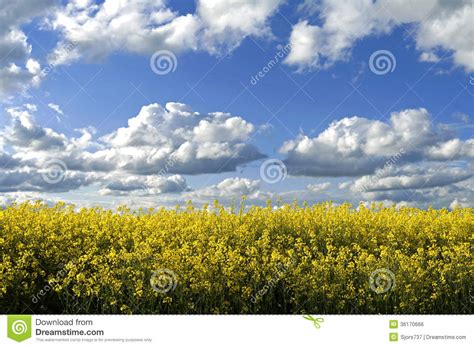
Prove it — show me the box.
[0,201,472,314]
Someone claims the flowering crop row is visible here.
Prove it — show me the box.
[0,201,472,314]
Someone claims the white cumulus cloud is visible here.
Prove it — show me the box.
[285,0,474,72]
[280,108,473,177]
[47,0,284,65]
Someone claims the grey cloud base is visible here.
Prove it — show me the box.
[0,102,472,209]
[0,101,265,195]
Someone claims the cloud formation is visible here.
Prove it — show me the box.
[1,102,471,208]
[351,164,472,193]
[48,0,283,64]
[1,0,284,97]
[0,0,55,97]
[1,0,472,98]
[0,101,264,194]
[99,102,265,175]
[184,177,333,206]
[280,108,473,177]
[98,174,189,196]
[0,2,472,209]
[285,0,474,72]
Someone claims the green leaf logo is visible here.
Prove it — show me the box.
[7,315,32,342]
[303,315,324,329]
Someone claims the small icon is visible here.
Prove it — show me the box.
[7,315,32,342]
[389,332,398,342]
[390,320,398,329]
[303,315,324,329]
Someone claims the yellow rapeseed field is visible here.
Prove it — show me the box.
[0,201,472,314]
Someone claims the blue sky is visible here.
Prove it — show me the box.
[0,0,473,209]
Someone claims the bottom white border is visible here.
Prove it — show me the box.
[0,314,472,346]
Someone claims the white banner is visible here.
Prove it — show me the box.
[0,315,472,346]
